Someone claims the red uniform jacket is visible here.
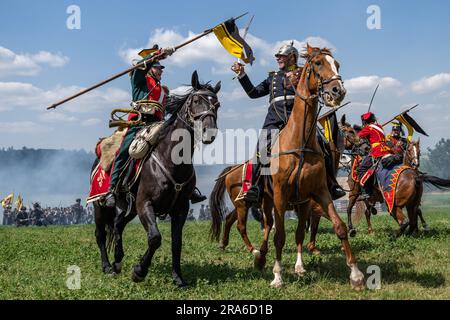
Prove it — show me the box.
[358,124,391,158]
[128,75,168,121]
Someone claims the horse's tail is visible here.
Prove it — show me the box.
[419,174,450,190]
[210,166,234,242]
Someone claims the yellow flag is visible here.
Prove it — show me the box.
[15,194,23,211]
[213,19,254,64]
[1,193,14,208]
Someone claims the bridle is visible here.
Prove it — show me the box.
[177,89,220,129]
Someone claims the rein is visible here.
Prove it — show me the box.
[152,87,218,214]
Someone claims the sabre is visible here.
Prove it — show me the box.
[232,14,255,80]
[46,12,249,110]
[367,84,379,112]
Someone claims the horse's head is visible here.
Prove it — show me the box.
[301,44,346,107]
[179,71,221,144]
[406,139,421,169]
[339,114,360,150]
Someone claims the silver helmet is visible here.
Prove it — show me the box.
[275,42,299,60]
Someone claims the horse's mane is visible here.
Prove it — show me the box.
[300,46,333,61]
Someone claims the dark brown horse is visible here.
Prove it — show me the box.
[210,45,365,289]
[340,118,450,236]
[94,71,221,287]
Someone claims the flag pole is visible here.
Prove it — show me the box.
[381,104,419,127]
[46,13,249,110]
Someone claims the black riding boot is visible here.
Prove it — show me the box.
[244,162,262,204]
[324,153,346,200]
[190,187,207,204]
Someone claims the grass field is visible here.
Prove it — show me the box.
[1,201,449,300]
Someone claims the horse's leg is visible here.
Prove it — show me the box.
[417,207,429,231]
[235,205,258,255]
[255,195,273,271]
[365,206,374,235]
[220,209,237,250]
[170,205,188,288]
[112,206,136,274]
[347,194,358,237]
[392,206,409,237]
[406,204,419,236]
[270,188,286,288]
[313,192,365,290]
[295,202,310,275]
[306,203,322,255]
[94,204,112,273]
[132,200,161,282]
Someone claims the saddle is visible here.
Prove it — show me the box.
[96,127,127,172]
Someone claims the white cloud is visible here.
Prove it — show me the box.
[81,118,102,126]
[411,73,450,94]
[39,111,77,123]
[119,29,335,71]
[0,121,51,134]
[0,82,130,114]
[0,46,69,78]
[345,75,401,94]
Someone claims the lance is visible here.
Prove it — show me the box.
[317,101,351,123]
[47,12,249,110]
[232,14,254,80]
[381,104,419,127]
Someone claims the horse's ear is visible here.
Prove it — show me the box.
[191,70,200,90]
[340,114,346,126]
[213,81,221,94]
[306,43,313,55]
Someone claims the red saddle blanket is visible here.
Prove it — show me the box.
[87,159,144,204]
[235,160,253,201]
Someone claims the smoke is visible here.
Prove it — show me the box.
[0,147,95,208]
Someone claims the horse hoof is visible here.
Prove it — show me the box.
[350,278,365,291]
[307,243,321,256]
[102,264,113,274]
[368,229,374,235]
[112,262,122,274]
[349,228,357,238]
[254,254,266,271]
[423,225,430,232]
[370,207,378,215]
[131,266,146,283]
[295,266,306,276]
[270,279,283,288]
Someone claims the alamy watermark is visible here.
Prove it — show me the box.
[66,5,81,30]
[367,5,382,30]
[66,265,81,290]
[366,265,382,290]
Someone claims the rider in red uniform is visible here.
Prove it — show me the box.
[357,112,392,199]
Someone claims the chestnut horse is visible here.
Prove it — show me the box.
[210,45,365,289]
[217,134,341,257]
[340,119,450,236]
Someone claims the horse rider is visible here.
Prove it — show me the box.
[16,206,29,227]
[357,112,392,199]
[387,121,408,156]
[231,42,346,203]
[105,45,207,207]
[72,198,84,224]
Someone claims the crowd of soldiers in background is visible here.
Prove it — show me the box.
[1,199,94,227]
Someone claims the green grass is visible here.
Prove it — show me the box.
[0,204,449,300]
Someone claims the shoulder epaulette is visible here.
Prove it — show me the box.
[268,71,276,76]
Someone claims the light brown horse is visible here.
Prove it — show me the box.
[340,119,450,236]
[210,45,365,289]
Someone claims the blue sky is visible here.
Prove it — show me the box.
[1,0,450,152]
